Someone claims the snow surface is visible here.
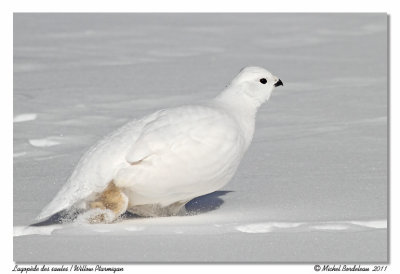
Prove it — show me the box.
[13,113,37,123]
[13,13,387,262]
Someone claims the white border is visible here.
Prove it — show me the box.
[1,0,393,12]
[2,1,397,273]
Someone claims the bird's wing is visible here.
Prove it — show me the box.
[114,105,242,204]
[35,111,164,221]
[125,105,241,165]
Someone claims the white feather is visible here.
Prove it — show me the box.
[36,66,282,221]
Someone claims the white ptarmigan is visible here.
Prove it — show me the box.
[36,66,283,223]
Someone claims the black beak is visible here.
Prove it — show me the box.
[274,79,283,87]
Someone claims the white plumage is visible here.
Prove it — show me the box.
[36,66,283,222]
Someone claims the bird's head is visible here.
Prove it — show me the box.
[227,66,283,106]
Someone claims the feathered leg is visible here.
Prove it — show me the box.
[78,182,128,224]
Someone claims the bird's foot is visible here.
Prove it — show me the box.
[76,208,117,224]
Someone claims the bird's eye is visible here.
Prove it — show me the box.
[259,78,267,84]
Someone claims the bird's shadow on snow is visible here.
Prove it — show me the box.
[185,190,232,215]
[31,190,232,226]
[122,190,233,220]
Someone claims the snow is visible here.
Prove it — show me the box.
[29,137,61,147]
[13,113,37,123]
[13,225,63,237]
[13,219,386,236]
[13,13,387,262]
